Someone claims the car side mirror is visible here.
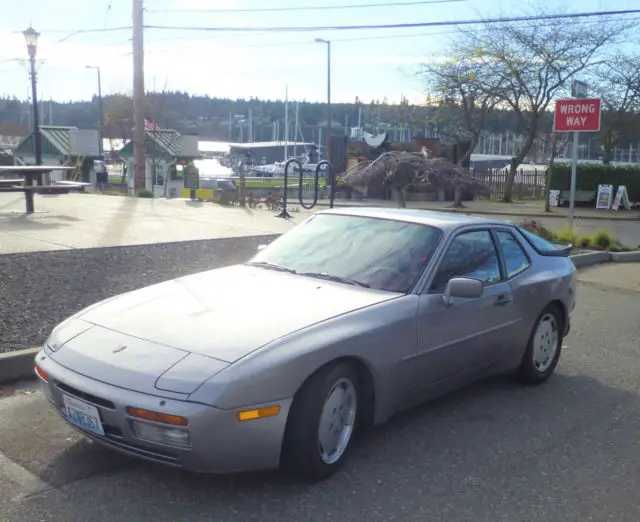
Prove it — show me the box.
[442,277,483,307]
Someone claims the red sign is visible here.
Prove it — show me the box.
[553,98,601,132]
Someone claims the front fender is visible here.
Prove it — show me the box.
[187,295,419,419]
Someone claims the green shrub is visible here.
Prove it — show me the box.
[553,228,580,246]
[591,229,615,249]
[550,164,640,201]
[136,189,153,198]
[578,236,592,248]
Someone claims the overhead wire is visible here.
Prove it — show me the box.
[147,0,466,14]
[134,14,639,57]
[143,9,640,33]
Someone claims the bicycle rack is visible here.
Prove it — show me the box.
[276,158,335,219]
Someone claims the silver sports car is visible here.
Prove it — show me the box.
[35,208,576,480]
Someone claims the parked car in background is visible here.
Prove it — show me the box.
[35,208,576,480]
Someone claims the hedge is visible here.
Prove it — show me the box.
[550,164,640,201]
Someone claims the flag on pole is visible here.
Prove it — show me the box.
[144,118,160,130]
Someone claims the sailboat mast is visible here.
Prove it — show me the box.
[284,86,289,161]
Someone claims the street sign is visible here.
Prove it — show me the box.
[554,98,601,133]
[571,79,589,98]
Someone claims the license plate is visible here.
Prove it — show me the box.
[62,394,105,436]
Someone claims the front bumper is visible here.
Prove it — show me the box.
[35,351,292,474]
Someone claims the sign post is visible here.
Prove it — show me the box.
[553,90,601,229]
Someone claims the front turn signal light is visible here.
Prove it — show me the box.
[237,405,281,422]
[34,365,48,383]
[126,406,188,426]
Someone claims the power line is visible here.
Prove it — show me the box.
[144,9,640,33]
[141,12,638,46]
[136,13,638,55]
[10,26,130,35]
[148,0,466,14]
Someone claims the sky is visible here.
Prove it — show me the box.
[0,0,635,105]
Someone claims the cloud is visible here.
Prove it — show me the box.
[0,26,428,103]
[167,0,241,10]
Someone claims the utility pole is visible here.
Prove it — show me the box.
[132,0,146,192]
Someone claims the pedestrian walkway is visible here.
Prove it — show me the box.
[0,193,301,254]
[1,192,638,255]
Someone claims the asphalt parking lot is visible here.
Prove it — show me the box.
[1,263,639,522]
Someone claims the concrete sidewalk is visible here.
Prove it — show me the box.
[1,192,638,255]
[0,193,301,254]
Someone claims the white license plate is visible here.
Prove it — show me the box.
[62,394,105,436]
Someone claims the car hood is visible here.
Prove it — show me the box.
[72,264,396,364]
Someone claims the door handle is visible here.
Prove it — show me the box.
[494,294,512,306]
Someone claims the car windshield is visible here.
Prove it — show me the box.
[249,214,443,293]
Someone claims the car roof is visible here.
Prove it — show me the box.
[315,207,515,231]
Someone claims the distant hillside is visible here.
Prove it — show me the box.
[0,92,532,142]
[1,92,639,154]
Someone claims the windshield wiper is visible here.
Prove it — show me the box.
[247,261,297,274]
[300,271,370,288]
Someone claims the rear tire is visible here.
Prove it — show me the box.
[282,362,359,480]
[516,304,564,385]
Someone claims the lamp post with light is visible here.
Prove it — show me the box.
[23,26,42,175]
[314,38,331,161]
[86,65,104,158]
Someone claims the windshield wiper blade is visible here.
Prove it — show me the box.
[300,272,370,288]
[247,261,297,274]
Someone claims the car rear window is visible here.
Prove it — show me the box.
[517,227,563,254]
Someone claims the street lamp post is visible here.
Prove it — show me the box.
[314,38,333,204]
[23,26,42,181]
[86,66,104,158]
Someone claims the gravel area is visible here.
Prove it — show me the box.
[0,235,279,353]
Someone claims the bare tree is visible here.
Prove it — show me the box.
[342,150,490,208]
[103,94,134,143]
[455,9,625,201]
[590,51,640,163]
[422,51,503,165]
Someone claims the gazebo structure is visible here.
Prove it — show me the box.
[12,125,100,183]
[118,128,200,197]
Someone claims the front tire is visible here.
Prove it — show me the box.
[516,304,564,385]
[282,362,359,480]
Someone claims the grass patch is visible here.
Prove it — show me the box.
[521,220,635,252]
[244,177,327,189]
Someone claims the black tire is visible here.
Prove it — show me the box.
[516,303,564,385]
[281,361,360,481]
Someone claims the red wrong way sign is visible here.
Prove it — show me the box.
[554,98,601,132]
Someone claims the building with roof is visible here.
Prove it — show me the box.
[118,128,200,196]
[12,126,100,182]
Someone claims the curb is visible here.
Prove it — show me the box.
[2,251,639,386]
[570,250,640,268]
[433,209,640,222]
[317,202,640,222]
[0,348,38,386]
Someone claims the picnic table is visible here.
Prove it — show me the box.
[0,166,86,214]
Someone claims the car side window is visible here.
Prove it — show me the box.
[430,230,502,292]
[496,231,531,278]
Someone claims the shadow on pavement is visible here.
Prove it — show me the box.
[3,371,634,499]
